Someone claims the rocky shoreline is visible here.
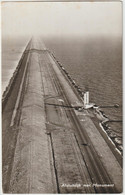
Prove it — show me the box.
[94,107,122,154]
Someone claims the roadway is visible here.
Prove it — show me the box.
[2,38,122,193]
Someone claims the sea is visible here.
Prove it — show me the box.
[2,35,122,145]
[2,36,30,93]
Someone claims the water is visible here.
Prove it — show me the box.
[2,36,29,93]
[44,36,122,143]
[2,35,122,145]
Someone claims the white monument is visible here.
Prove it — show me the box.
[84,91,94,109]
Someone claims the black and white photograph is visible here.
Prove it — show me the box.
[2,1,123,193]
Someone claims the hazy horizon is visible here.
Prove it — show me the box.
[2,2,122,38]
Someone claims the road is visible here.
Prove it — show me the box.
[2,38,122,193]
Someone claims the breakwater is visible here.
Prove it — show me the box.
[2,38,122,193]
[2,46,122,167]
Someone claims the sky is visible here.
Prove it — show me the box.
[2,1,122,38]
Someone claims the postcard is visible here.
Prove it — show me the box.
[1,1,123,193]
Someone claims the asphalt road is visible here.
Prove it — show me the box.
[2,38,122,193]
